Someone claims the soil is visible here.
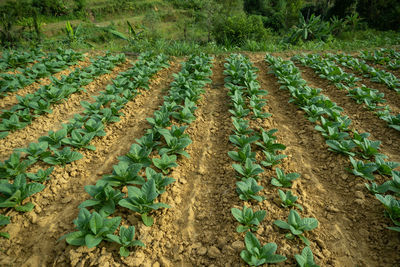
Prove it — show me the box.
[0,53,399,267]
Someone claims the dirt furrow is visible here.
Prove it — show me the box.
[253,56,400,267]
[0,61,132,161]
[0,55,92,111]
[112,60,241,267]
[0,61,180,267]
[296,65,400,163]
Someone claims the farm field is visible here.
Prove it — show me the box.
[0,49,399,267]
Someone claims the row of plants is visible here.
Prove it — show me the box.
[359,48,400,71]
[0,52,125,139]
[0,52,170,239]
[224,53,320,266]
[0,48,84,98]
[292,53,400,131]
[60,53,213,257]
[0,47,45,72]
[266,54,400,234]
[326,53,400,93]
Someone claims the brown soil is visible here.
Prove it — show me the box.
[0,60,130,161]
[0,54,92,111]
[0,54,399,267]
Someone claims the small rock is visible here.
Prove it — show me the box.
[355,199,364,205]
[231,241,244,251]
[152,262,160,267]
[208,246,221,258]
[354,191,364,199]
[197,247,207,256]
[61,196,72,204]
[326,205,339,213]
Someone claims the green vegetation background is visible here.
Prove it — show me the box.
[0,0,399,55]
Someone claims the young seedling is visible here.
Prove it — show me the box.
[236,178,265,202]
[102,162,145,187]
[261,151,287,167]
[0,174,45,212]
[0,215,11,239]
[159,132,192,158]
[228,144,256,163]
[326,140,356,156]
[271,168,300,188]
[172,106,196,124]
[79,180,124,216]
[374,156,400,176]
[118,144,152,167]
[274,209,318,245]
[295,246,320,267]
[43,147,83,166]
[62,130,96,151]
[232,158,264,180]
[145,167,175,194]
[26,167,54,182]
[152,154,178,175]
[39,129,68,149]
[229,134,259,149]
[118,180,170,226]
[375,194,400,232]
[348,156,378,181]
[106,225,145,257]
[0,152,34,179]
[240,231,287,266]
[232,118,254,135]
[16,141,51,162]
[278,189,303,211]
[60,208,121,248]
[136,133,160,152]
[231,205,266,233]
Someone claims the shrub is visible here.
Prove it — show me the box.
[212,14,268,46]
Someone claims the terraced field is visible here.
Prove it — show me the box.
[0,49,399,267]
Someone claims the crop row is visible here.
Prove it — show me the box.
[0,48,84,98]
[0,52,125,139]
[266,54,400,234]
[60,53,213,257]
[360,48,400,70]
[0,52,170,239]
[327,53,400,93]
[224,54,320,266]
[0,48,45,72]
[293,53,400,131]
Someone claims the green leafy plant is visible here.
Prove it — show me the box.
[326,139,356,156]
[236,178,265,202]
[106,225,145,257]
[0,214,10,239]
[152,154,178,175]
[26,167,54,182]
[16,141,51,162]
[295,246,320,267]
[0,174,45,212]
[145,167,175,194]
[0,152,34,179]
[60,208,121,248]
[172,106,196,124]
[62,130,96,151]
[274,209,318,245]
[118,144,152,167]
[348,156,378,181]
[261,151,287,167]
[375,194,400,232]
[159,132,192,158]
[232,158,264,180]
[229,134,259,149]
[240,231,287,266]
[118,180,170,226]
[255,130,286,153]
[79,180,124,216]
[43,147,83,166]
[38,129,68,149]
[271,168,300,188]
[278,189,303,211]
[231,205,266,233]
[228,144,256,163]
[102,162,144,187]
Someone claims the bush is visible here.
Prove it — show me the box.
[212,14,268,46]
[32,0,67,16]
